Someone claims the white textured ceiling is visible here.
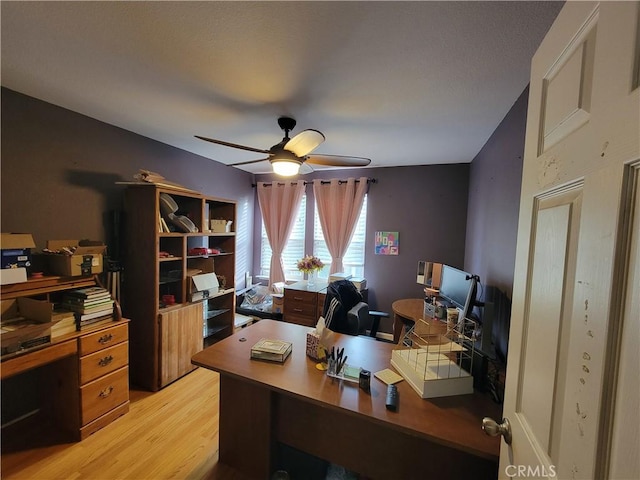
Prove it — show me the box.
[1,1,563,174]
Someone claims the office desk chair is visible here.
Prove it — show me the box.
[322,280,389,338]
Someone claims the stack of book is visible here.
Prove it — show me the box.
[250,338,292,363]
[62,286,114,329]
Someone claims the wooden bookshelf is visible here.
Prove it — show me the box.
[122,184,236,391]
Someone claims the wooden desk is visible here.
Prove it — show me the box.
[392,298,426,343]
[2,276,129,442]
[1,320,130,441]
[192,319,500,479]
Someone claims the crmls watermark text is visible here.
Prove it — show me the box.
[505,464,557,478]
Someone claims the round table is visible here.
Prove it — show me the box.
[391,298,426,343]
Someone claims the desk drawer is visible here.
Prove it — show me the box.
[80,324,128,356]
[284,313,317,327]
[81,366,129,425]
[284,300,317,318]
[80,341,129,384]
[284,290,317,315]
[285,289,317,304]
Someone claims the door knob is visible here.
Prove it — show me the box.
[482,417,512,445]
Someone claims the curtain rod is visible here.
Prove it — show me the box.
[252,177,377,188]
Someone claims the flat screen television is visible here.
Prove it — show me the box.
[438,265,479,323]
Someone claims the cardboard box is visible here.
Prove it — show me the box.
[0,267,27,285]
[1,233,36,269]
[0,297,60,354]
[210,219,233,233]
[46,240,106,276]
[350,277,367,291]
[329,272,352,283]
[190,272,219,302]
[272,294,284,314]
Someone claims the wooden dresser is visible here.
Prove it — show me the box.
[283,281,367,327]
[283,281,328,327]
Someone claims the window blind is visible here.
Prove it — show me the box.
[260,195,306,280]
[313,195,367,279]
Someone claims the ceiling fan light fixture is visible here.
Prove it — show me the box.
[271,158,302,176]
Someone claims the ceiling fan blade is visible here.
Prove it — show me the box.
[195,135,270,155]
[228,157,271,166]
[298,163,315,175]
[305,154,371,167]
[284,129,325,157]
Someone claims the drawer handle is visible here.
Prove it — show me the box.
[98,355,114,367]
[98,334,113,345]
[293,296,304,301]
[293,308,303,312]
[99,386,114,398]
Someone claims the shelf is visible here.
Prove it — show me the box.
[205,308,230,320]
[200,232,236,237]
[156,232,237,237]
[204,324,231,338]
[186,253,232,260]
[191,287,235,302]
[1,275,97,300]
[123,184,236,391]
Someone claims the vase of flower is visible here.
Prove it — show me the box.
[297,255,324,289]
[307,269,317,288]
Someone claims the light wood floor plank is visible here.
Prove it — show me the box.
[1,367,250,480]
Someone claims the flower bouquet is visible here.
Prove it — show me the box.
[297,255,324,273]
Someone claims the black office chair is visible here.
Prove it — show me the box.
[322,280,389,338]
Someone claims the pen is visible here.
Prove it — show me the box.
[338,355,348,374]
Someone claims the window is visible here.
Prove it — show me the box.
[259,194,367,282]
[259,195,306,280]
[313,195,367,279]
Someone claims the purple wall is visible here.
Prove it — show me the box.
[2,86,527,335]
[1,88,256,288]
[465,87,528,299]
[254,164,470,332]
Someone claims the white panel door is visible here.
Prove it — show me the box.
[498,2,640,479]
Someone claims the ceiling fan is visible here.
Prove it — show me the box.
[195,116,371,176]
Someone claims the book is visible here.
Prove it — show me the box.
[62,299,114,314]
[75,307,114,323]
[63,293,112,306]
[250,338,292,363]
[78,316,114,330]
[64,293,112,305]
[65,286,110,299]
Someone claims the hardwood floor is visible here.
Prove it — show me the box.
[1,367,251,480]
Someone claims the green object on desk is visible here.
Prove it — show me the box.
[343,365,361,380]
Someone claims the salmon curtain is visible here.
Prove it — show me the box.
[313,177,368,275]
[257,181,305,286]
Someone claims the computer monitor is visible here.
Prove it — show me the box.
[438,265,478,322]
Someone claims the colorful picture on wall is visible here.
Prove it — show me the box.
[374,231,399,255]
